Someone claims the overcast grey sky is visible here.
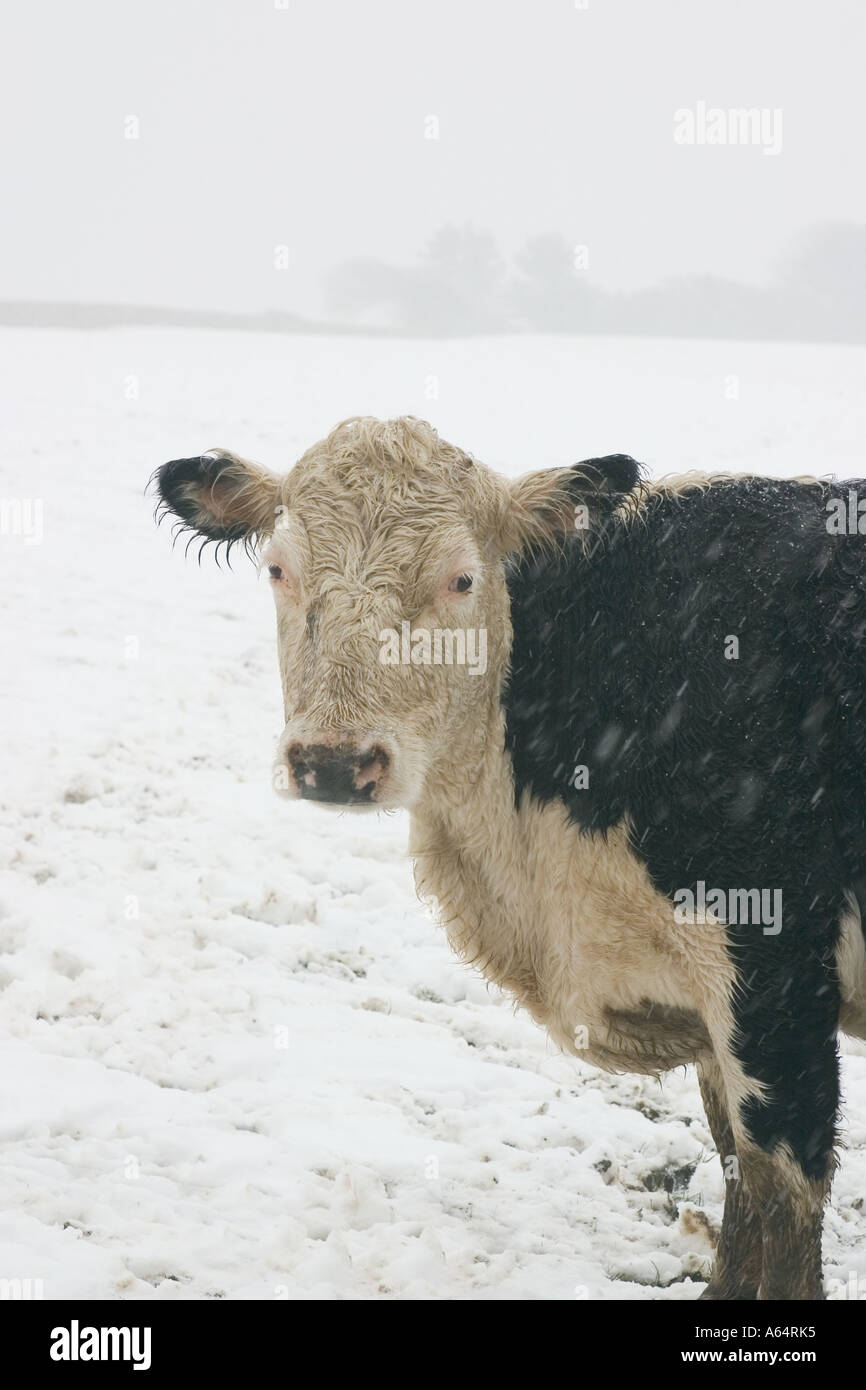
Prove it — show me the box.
[1,0,863,318]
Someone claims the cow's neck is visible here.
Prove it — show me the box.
[411,682,515,844]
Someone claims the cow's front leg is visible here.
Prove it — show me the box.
[709,926,840,1300]
[697,1058,762,1300]
[741,1144,831,1301]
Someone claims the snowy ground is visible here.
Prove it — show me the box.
[2,327,866,1300]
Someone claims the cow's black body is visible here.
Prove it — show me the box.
[505,462,866,1180]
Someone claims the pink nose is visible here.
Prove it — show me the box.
[286,742,390,804]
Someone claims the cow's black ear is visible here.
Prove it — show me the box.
[502,454,643,555]
[152,451,283,556]
[568,454,643,502]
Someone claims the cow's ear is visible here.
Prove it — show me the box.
[500,454,642,554]
[153,452,283,554]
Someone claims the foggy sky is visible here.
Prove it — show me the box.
[1,0,864,319]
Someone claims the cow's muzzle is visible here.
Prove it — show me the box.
[284,740,391,805]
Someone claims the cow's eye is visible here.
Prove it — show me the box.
[449,573,473,594]
[268,564,284,581]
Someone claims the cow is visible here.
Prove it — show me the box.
[153,415,866,1300]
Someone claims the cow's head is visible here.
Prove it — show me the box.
[155,417,633,810]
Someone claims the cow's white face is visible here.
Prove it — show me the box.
[155,416,592,811]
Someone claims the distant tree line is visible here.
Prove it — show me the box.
[326,222,866,342]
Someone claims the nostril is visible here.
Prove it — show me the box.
[353,744,390,794]
[286,743,312,783]
[358,744,390,775]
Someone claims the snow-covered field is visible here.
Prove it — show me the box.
[2,327,866,1300]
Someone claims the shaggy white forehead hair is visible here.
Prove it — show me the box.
[284,416,502,530]
[280,415,575,565]
[257,417,504,606]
